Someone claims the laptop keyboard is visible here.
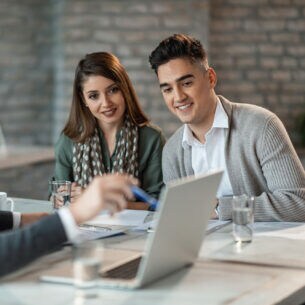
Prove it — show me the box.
[102,257,142,279]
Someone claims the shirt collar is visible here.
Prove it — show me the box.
[182,97,229,148]
[213,97,229,129]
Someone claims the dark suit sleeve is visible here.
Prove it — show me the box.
[0,213,67,277]
[0,211,13,231]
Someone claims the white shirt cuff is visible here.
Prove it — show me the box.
[58,207,83,244]
[12,212,21,229]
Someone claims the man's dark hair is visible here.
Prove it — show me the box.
[149,33,207,74]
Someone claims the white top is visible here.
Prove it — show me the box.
[182,98,233,198]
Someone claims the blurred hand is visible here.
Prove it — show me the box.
[20,212,49,227]
[69,174,138,225]
[70,182,83,203]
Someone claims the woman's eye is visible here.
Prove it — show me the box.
[108,86,119,95]
[88,93,99,100]
[162,87,172,94]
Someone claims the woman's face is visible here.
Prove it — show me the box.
[82,75,126,131]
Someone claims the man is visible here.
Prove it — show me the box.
[0,174,137,277]
[149,33,305,221]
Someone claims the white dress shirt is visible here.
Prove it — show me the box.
[12,212,21,229]
[58,207,82,243]
[182,98,233,198]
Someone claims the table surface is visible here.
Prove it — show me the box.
[2,199,305,305]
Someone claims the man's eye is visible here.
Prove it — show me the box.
[183,81,193,87]
[162,87,172,94]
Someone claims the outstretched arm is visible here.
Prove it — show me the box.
[0,174,138,278]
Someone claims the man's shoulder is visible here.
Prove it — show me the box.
[163,125,184,153]
[236,103,274,118]
[221,98,277,127]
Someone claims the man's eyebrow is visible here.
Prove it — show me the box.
[159,74,195,88]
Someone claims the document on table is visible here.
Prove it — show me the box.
[81,210,231,236]
[84,210,151,227]
[78,226,125,241]
[78,210,152,240]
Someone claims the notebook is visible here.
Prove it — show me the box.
[40,170,223,289]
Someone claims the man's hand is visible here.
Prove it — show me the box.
[69,174,138,225]
[20,212,49,227]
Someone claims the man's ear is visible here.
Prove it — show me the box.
[207,67,217,89]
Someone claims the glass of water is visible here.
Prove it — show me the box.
[49,180,71,210]
[232,195,254,243]
[73,241,103,298]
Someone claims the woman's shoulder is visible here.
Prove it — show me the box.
[55,133,74,153]
[139,123,165,138]
[138,124,166,147]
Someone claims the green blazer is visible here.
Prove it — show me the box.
[54,124,165,199]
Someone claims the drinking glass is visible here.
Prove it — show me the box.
[49,180,71,210]
[73,241,103,298]
[232,195,254,243]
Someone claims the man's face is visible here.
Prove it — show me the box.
[157,58,217,131]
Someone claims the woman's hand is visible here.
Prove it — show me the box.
[70,182,83,203]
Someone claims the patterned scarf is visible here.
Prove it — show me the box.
[72,114,139,187]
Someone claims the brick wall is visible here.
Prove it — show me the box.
[0,1,304,198]
[52,0,209,140]
[210,0,305,144]
[0,0,209,198]
[1,0,303,145]
[0,0,209,144]
[0,0,53,145]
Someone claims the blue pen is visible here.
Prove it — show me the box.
[131,186,159,211]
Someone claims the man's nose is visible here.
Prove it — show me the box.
[173,87,187,104]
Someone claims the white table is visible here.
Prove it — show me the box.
[2,198,305,305]
[12,198,53,213]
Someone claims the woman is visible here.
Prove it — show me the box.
[54,52,165,209]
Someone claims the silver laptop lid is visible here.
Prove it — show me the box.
[40,170,223,289]
[136,170,223,287]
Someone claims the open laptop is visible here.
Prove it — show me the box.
[40,170,223,289]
